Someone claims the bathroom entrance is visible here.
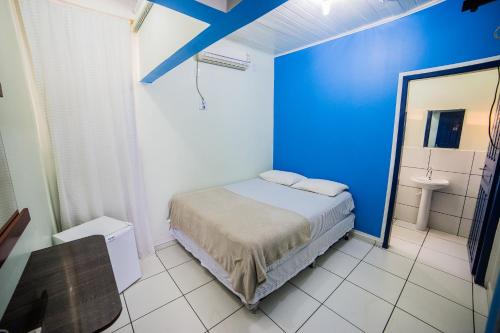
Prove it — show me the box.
[383,57,500,287]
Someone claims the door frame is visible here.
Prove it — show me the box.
[381,55,500,249]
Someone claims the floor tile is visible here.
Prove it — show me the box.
[394,219,420,230]
[185,280,241,329]
[391,225,426,245]
[132,297,205,333]
[408,262,472,309]
[290,266,343,302]
[473,283,489,317]
[364,246,414,279]
[347,262,405,304]
[385,308,440,333]
[124,271,182,320]
[324,281,393,333]
[474,312,487,333]
[397,282,473,333]
[157,244,193,269]
[139,255,165,280]
[113,324,133,333]
[332,237,373,259]
[169,260,213,294]
[388,237,420,260]
[317,249,360,278]
[297,306,362,333]
[103,294,130,333]
[417,247,471,281]
[210,308,282,333]
[260,283,320,333]
[423,235,468,260]
[428,229,467,245]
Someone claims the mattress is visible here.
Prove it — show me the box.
[173,213,355,305]
[224,178,355,240]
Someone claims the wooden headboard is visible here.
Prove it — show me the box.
[0,208,30,268]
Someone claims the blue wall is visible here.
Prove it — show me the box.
[274,0,500,237]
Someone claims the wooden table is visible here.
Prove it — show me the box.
[0,235,122,332]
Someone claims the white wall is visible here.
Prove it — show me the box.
[0,0,56,316]
[404,68,496,151]
[135,28,274,245]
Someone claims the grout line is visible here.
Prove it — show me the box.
[382,227,429,332]
[395,202,464,220]
[117,294,135,333]
[404,280,473,311]
[292,243,376,333]
[393,306,444,332]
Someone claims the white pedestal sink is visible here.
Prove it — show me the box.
[411,176,450,231]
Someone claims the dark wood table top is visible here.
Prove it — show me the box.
[0,235,122,333]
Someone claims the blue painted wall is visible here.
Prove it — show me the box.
[274,0,500,237]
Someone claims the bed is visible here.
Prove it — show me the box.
[169,178,355,309]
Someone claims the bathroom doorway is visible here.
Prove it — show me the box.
[382,57,500,286]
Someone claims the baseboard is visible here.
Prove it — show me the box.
[352,230,382,246]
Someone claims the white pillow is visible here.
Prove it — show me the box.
[292,178,348,197]
[259,170,306,186]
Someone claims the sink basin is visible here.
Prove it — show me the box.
[409,176,450,230]
[411,176,449,190]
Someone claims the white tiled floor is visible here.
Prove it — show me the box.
[108,227,489,333]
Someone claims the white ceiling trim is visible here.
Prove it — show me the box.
[275,0,445,58]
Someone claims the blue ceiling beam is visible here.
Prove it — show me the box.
[142,0,287,83]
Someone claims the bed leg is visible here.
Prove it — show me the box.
[246,302,259,313]
[309,260,317,268]
[343,233,349,241]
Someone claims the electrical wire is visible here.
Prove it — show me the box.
[488,67,500,149]
[195,59,206,111]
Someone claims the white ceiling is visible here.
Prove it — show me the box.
[227,0,439,56]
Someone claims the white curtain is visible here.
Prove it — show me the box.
[20,0,153,257]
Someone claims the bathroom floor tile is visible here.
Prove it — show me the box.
[423,233,468,260]
[364,246,414,279]
[185,280,241,329]
[317,249,360,278]
[103,294,130,333]
[391,225,427,245]
[169,260,213,294]
[394,219,421,230]
[408,262,472,309]
[347,262,405,304]
[139,254,165,281]
[385,308,440,333]
[397,282,473,333]
[157,244,193,269]
[260,283,320,333]
[474,312,487,333]
[428,229,467,245]
[297,306,362,333]
[210,308,282,333]
[290,266,343,302]
[325,281,393,333]
[132,297,205,333]
[332,237,373,259]
[388,237,421,260]
[417,247,471,281]
[123,271,182,320]
[114,325,133,333]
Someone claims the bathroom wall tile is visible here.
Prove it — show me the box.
[428,211,460,235]
[401,147,430,169]
[398,167,427,187]
[458,219,472,238]
[396,185,420,207]
[394,204,419,224]
[430,192,465,217]
[466,175,481,198]
[433,170,469,196]
[429,149,473,174]
[462,197,477,220]
[471,152,486,175]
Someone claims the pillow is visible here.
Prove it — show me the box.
[292,178,348,197]
[259,170,306,186]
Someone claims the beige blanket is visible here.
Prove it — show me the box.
[169,187,311,302]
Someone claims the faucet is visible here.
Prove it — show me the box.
[426,167,433,180]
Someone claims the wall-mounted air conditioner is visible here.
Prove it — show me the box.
[197,46,250,71]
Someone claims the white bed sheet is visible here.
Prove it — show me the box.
[224,178,355,240]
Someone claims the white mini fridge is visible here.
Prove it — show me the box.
[53,216,142,293]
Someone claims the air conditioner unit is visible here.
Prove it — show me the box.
[197,46,250,71]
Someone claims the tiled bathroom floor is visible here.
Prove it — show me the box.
[105,222,489,333]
